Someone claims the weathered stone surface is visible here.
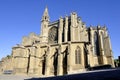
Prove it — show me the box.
[0,7,114,77]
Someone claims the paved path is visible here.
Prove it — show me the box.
[28,68,120,80]
[1,68,120,80]
[0,75,32,80]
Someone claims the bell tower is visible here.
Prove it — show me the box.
[40,7,50,43]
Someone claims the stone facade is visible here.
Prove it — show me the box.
[0,7,114,76]
[0,56,13,74]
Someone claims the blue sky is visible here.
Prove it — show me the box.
[0,0,120,60]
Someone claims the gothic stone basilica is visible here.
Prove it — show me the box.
[0,7,114,76]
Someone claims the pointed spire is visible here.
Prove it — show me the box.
[42,6,49,21]
[44,6,49,16]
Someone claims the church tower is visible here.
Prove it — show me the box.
[40,7,49,43]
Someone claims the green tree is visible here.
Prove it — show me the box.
[6,55,11,59]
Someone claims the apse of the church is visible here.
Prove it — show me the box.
[0,7,114,76]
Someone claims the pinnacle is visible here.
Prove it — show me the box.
[42,6,49,21]
[43,6,49,17]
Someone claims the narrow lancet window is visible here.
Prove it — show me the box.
[75,46,81,64]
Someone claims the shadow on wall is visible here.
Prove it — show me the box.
[25,68,120,80]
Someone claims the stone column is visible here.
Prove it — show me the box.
[28,47,36,74]
[99,30,107,64]
[70,12,75,41]
[90,27,95,66]
[70,12,78,41]
[67,42,72,73]
[45,46,51,76]
[39,60,43,75]
[57,45,63,75]
[108,36,112,55]
[64,16,68,42]
[81,45,85,68]
[71,12,77,27]
[35,46,42,75]
[108,36,115,67]
[86,45,90,65]
[58,17,63,43]
[28,55,35,74]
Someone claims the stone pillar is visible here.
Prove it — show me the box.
[81,45,85,68]
[28,47,36,74]
[57,45,63,75]
[45,46,51,76]
[87,44,98,67]
[99,30,107,64]
[71,12,76,41]
[70,12,74,41]
[67,42,72,72]
[58,17,63,43]
[71,12,77,27]
[70,12,79,41]
[28,55,35,74]
[86,45,90,66]
[35,46,42,75]
[108,36,112,56]
[108,36,115,67]
[90,27,95,66]
[64,16,68,42]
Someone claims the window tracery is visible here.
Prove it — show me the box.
[75,46,81,64]
[48,27,58,43]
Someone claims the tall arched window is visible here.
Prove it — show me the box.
[48,26,58,44]
[75,46,81,64]
[94,32,99,55]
